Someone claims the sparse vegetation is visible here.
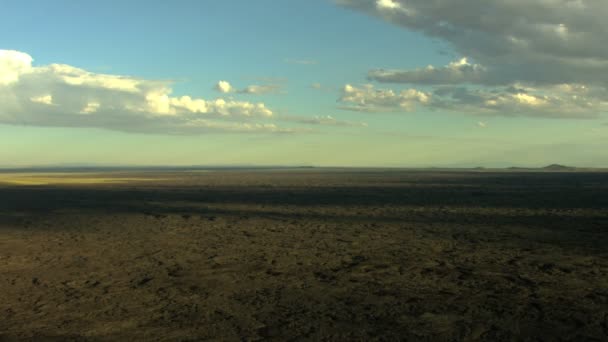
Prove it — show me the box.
[1,170,607,340]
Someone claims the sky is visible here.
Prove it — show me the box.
[1,0,607,168]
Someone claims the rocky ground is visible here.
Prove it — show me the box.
[0,170,607,341]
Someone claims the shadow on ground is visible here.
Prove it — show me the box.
[0,171,607,341]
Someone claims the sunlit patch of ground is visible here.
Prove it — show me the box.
[0,173,162,185]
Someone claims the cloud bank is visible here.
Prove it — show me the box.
[0,50,293,134]
[336,0,608,118]
[284,114,368,127]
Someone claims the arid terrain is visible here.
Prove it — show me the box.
[0,169,607,341]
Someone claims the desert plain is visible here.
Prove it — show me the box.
[0,169,607,341]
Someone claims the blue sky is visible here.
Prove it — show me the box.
[1,0,607,167]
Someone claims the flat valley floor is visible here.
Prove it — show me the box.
[0,170,607,341]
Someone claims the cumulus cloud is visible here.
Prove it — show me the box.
[0,50,292,134]
[337,0,608,79]
[339,82,605,118]
[338,84,430,112]
[336,0,608,118]
[0,50,33,85]
[433,84,607,118]
[215,80,233,93]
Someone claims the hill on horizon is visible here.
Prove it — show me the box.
[542,164,576,171]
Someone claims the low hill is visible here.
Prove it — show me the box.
[542,164,576,171]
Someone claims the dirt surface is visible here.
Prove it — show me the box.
[0,170,607,341]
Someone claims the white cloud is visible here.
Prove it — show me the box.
[376,0,401,10]
[169,96,273,117]
[30,94,53,105]
[0,50,287,134]
[339,83,606,118]
[339,84,430,112]
[215,80,233,93]
[215,81,282,95]
[50,64,142,93]
[0,50,32,85]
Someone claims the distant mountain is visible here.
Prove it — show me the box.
[504,164,578,172]
[542,164,576,171]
